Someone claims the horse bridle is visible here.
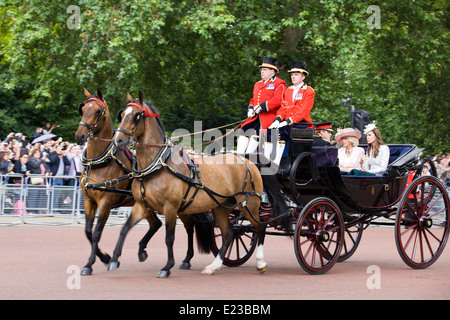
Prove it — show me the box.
[78,97,107,135]
[116,101,160,138]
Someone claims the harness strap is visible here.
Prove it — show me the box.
[162,152,261,213]
[178,150,202,213]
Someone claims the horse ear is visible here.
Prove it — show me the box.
[116,109,124,122]
[84,88,91,97]
[127,92,133,101]
[96,88,104,101]
[138,90,146,113]
[138,90,144,105]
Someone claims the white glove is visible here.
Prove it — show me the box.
[247,108,255,118]
[268,121,279,129]
[278,121,288,128]
[253,104,262,114]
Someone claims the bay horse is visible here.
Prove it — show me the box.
[75,88,136,275]
[75,88,211,276]
[109,91,278,278]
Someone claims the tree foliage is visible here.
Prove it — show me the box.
[0,0,448,153]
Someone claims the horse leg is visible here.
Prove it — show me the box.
[178,215,194,270]
[138,210,162,262]
[82,207,112,276]
[255,224,267,273]
[81,210,96,276]
[108,204,146,271]
[157,214,177,278]
[201,208,233,275]
[239,195,267,273]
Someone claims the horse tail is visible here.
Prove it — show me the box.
[261,173,292,234]
[191,212,213,254]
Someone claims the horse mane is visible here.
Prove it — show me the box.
[147,101,165,136]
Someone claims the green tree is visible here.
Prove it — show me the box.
[0,0,448,154]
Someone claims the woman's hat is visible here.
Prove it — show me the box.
[334,127,362,143]
[363,121,377,135]
[288,60,309,76]
[259,56,279,73]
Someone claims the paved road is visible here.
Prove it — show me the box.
[1,223,449,302]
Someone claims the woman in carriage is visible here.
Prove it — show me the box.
[361,121,390,176]
[335,127,365,174]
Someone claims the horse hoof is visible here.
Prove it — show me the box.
[108,261,120,271]
[179,262,191,270]
[257,264,267,274]
[81,267,92,276]
[157,270,170,278]
[138,251,148,262]
[201,268,215,275]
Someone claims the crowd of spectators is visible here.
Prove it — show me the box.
[0,123,83,213]
[0,124,83,181]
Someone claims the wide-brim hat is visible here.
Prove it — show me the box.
[316,121,333,132]
[259,56,279,73]
[334,127,362,143]
[288,60,309,76]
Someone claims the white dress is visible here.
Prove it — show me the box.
[362,144,390,176]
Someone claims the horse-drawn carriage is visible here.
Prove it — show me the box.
[213,125,449,274]
[76,89,449,277]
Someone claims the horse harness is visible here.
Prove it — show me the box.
[80,139,136,213]
[130,140,261,215]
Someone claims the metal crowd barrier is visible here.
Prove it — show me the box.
[0,174,131,226]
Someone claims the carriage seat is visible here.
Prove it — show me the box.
[344,144,419,178]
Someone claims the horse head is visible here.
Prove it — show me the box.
[114,91,161,150]
[75,88,109,145]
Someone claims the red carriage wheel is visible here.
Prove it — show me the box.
[294,197,344,275]
[395,176,450,269]
[211,210,258,267]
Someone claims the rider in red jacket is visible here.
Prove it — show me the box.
[237,57,286,154]
[264,60,315,165]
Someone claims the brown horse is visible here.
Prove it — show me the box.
[75,89,211,276]
[109,91,269,278]
[75,88,138,275]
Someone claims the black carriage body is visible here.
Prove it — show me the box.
[278,126,422,214]
[285,165,410,214]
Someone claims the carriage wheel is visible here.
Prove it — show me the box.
[294,197,344,275]
[211,211,258,267]
[395,176,450,269]
[339,214,364,262]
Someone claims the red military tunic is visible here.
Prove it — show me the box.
[274,83,314,125]
[241,76,286,130]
